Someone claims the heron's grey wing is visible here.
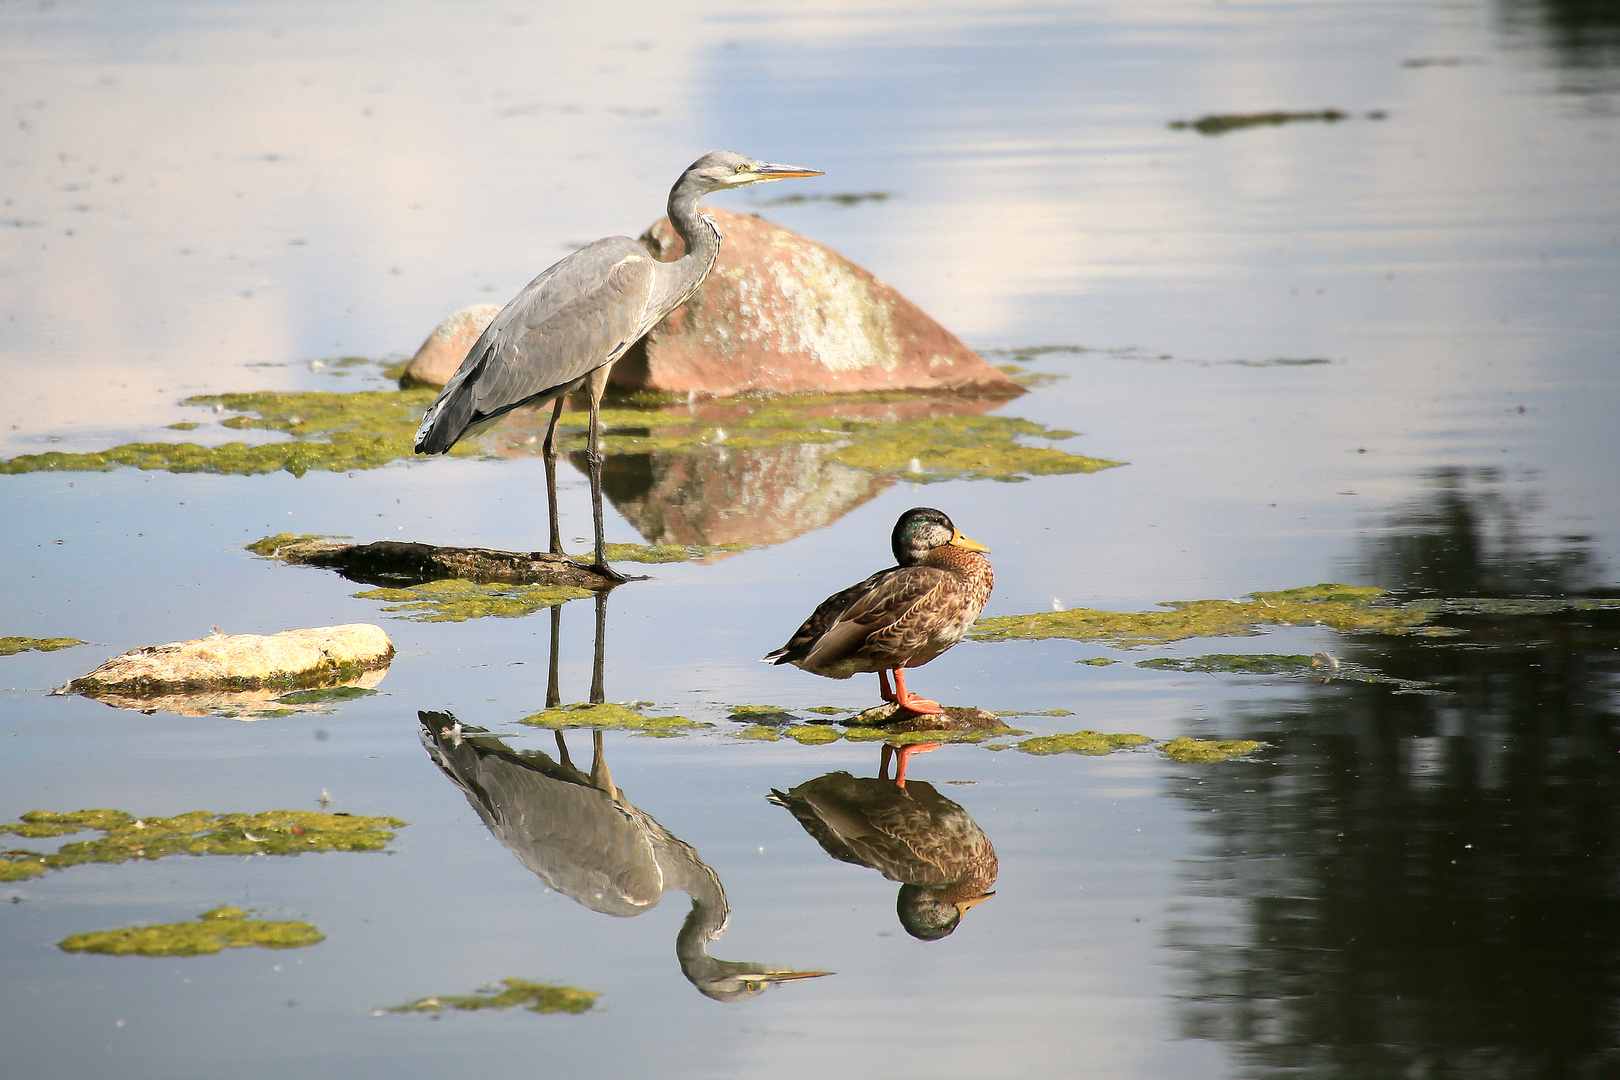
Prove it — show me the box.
[421,728,664,915]
[415,236,662,453]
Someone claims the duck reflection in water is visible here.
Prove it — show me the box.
[769,749,997,941]
[418,598,829,1001]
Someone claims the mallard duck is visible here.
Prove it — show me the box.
[763,507,992,714]
[768,769,998,940]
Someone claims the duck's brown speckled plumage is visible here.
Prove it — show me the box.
[764,508,992,682]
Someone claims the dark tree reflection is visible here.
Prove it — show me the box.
[1167,470,1620,1079]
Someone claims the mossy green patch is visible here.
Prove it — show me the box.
[1137,654,1317,675]
[2,382,1119,486]
[735,724,786,741]
[1015,731,1153,756]
[390,977,599,1015]
[517,703,707,737]
[1135,652,1441,693]
[58,907,323,957]
[804,706,850,715]
[274,685,379,705]
[971,584,1429,647]
[353,579,592,622]
[602,542,751,563]
[0,809,405,881]
[0,386,446,477]
[245,532,347,557]
[728,704,801,725]
[556,404,1119,483]
[1075,657,1118,666]
[1161,737,1265,763]
[0,636,87,656]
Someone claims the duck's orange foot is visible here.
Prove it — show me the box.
[894,694,943,715]
[892,741,943,787]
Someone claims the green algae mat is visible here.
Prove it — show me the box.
[0,636,87,656]
[0,382,1120,484]
[0,809,406,882]
[389,978,600,1015]
[518,702,709,737]
[971,585,1433,647]
[58,907,323,957]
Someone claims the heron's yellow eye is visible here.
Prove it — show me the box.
[734,163,749,173]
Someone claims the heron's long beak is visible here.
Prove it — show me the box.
[951,529,991,554]
[750,162,824,181]
[739,969,835,986]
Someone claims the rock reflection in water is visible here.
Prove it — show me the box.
[509,394,1011,547]
[770,754,997,940]
[1167,470,1620,1077]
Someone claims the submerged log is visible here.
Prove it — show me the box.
[247,535,618,589]
[63,624,395,702]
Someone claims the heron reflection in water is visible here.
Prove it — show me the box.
[418,597,829,1001]
[769,750,998,941]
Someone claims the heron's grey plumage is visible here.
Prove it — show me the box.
[419,711,829,1000]
[413,151,821,579]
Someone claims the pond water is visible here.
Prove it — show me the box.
[4,0,1620,1077]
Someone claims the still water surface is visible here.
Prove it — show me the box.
[3,1,1618,1077]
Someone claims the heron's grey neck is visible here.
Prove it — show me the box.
[658,181,724,311]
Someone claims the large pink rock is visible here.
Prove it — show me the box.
[610,208,1020,398]
[403,304,501,387]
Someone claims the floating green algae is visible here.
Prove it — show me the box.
[0,386,449,477]
[1161,737,1265,763]
[1137,654,1317,675]
[1135,652,1442,693]
[58,907,323,957]
[0,636,87,656]
[556,403,1119,482]
[1406,597,1620,617]
[1,381,1120,485]
[971,585,1429,647]
[390,978,599,1015]
[245,532,347,557]
[728,704,802,725]
[734,723,844,744]
[603,541,752,563]
[1014,731,1153,756]
[0,809,405,882]
[1075,658,1118,666]
[273,685,379,705]
[353,579,592,622]
[517,702,707,737]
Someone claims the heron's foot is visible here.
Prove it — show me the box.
[893,693,943,715]
[585,560,632,585]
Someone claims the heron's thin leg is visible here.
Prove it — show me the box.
[546,602,562,709]
[541,396,567,556]
[583,368,628,584]
[589,729,618,801]
[590,589,607,705]
[554,730,574,768]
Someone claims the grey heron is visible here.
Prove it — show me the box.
[413,151,822,583]
[420,713,832,1000]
